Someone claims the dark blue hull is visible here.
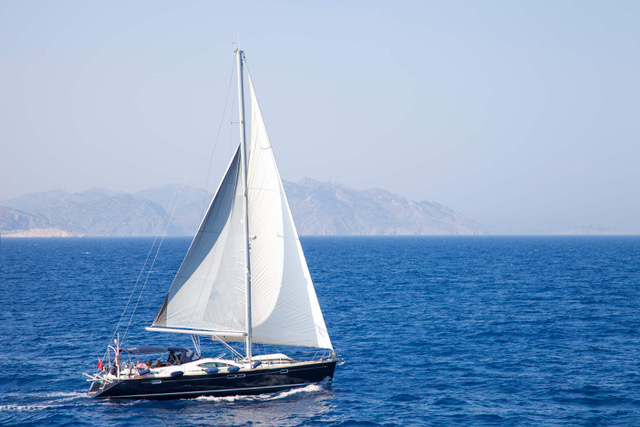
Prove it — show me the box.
[89,360,336,400]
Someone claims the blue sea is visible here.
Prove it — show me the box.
[1,236,640,426]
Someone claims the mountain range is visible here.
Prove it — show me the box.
[0,179,485,237]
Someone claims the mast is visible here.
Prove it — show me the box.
[236,49,253,360]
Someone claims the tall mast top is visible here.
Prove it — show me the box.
[236,50,247,154]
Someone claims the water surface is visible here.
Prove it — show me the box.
[1,236,639,425]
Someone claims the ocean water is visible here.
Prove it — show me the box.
[1,236,640,426]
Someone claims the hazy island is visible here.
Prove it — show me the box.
[0,179,484,238]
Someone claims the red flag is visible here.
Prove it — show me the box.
[97,359,103,370]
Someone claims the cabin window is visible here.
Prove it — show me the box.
[198,362,231,368]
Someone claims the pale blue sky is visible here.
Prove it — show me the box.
[1,1,639,233]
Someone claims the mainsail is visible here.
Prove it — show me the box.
[151,146,247,341]
[149,66,332,351]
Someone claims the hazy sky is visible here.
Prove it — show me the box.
[1,1,639,234]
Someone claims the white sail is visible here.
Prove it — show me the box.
[149,59,332,351]
[151,146,248,341]
[246,75,333,350]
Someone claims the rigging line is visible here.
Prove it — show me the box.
[120,72,233,342]
[120,230,167,344]
[101,118,202,356]
[191,334,202,357]
[101,235,162,360]
[105,179,184,354]
[112,52,238,348]
[121,187,185,344]
[187,56,238,328]
[202,52,236,216]
[214,336,245,360]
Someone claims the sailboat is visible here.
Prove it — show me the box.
[85,50,338,400]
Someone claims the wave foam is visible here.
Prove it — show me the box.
[0,404,49,412]
[195,384,324,403]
